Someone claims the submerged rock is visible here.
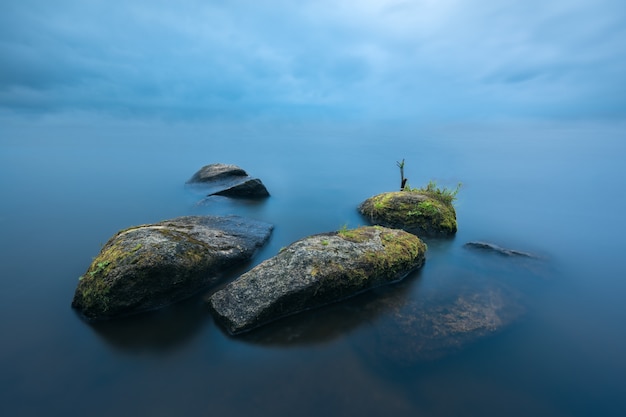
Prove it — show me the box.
[360,284,525,364]
[359,191,457,237]
[187,163,269,198]
[208,226,427,334]
[464,241,537,258]
[72,215,273,320]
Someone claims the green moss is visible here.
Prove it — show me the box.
[77,239,136,312]
[316,260,369,289]
[362,190,457,235]
[337,225,372,243]
[75,223,219,317]
[322,228,425,289]
[366,230,426,277]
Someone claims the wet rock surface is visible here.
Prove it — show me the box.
[187,163,269,198]
[208,226,427,334]
[72,215,273,320]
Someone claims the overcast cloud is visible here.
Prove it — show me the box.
[1,0,625,121]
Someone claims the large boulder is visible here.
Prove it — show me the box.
[186,163,269,198]
[72,215,273,320]
[359,191,457,237]
[208,226,427,334]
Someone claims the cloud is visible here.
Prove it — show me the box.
[1,0,624,121]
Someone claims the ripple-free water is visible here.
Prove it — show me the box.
[1,119,625,416]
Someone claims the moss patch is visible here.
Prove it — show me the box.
[366,229,426,278]
[360,191,457,236]
[337,225,374,243]
[323,227,425,291]
[75,237,144,313]
[74,227,207,315]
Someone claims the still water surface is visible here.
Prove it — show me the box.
[1,119,625,416]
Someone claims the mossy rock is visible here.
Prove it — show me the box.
[359,191,457,237]
[208,226,427,334]
[72,215,273,320]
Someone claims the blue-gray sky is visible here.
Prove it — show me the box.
[1,0,625,121]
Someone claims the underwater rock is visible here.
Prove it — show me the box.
[186,163,269,198]
[72,215,273,320]
[208,226,427,334]
[359,284,525,364]
[359,191,457,237]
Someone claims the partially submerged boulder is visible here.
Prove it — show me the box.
[72,215,273,320]
[208,226,427,334]
[465,241,537,258]
[186,163,269,198]
[359,191,457,237]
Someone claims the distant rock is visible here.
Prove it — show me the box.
[72,215,273,320]
[359,191,457,237]
[208,226,427,334]
[186,163,269,198]
[187,163,248,182]
[464,241,537,258]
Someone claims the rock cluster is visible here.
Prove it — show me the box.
[187,163,269,198]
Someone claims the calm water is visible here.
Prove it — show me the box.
[1,118,625,416]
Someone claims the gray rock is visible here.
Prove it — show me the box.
[464,241,537,258]
[187,163,269,198]
[187,163,248,182]
[72,215,273,320]
[212,178,269,198]
[208,226,427,334]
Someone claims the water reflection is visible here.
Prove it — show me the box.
[352,246,552,368]
[87,296,210,353]
[83,258,262,353]
[231,271,423,346]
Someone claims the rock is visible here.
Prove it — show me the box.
[464,241,537,258]
[186,163,269,198]
[187,163,248,183]
[359,191,457,237]
[212,178,269,198]
[72,215,273,320]
[359,284,525,364]
[208,226,427,334]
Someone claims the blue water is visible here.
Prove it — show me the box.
[1,118,625,416]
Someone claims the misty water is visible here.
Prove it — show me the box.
[1,119,625,417]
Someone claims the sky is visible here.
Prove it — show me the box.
[1,0,625,122]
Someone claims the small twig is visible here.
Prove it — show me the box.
[396,159,406,190]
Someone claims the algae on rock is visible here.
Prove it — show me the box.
[208,225,427,335]
[72,215,273,320]
[359,190,457,237]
